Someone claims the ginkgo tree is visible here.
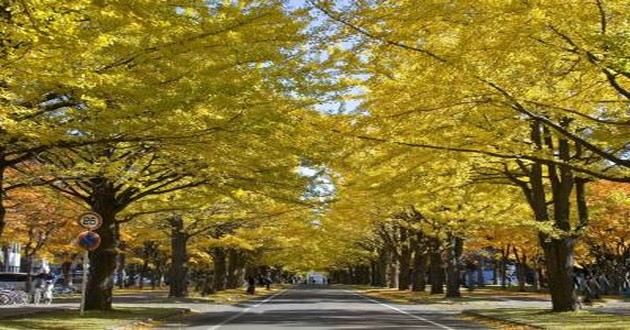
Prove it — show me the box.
[313,0,629,311]
[3,0,322,311]
[316,124,534,296]
[2,183,82,291]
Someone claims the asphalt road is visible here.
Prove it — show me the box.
[158,286,488,330]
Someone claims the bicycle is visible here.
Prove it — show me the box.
[0,288,28,305]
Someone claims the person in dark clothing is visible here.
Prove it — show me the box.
[247,276,256,295]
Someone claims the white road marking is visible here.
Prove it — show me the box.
[345,289,455,330]
[208,289,287,330]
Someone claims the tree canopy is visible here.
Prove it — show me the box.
[1,0,628,313]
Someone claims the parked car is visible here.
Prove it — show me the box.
[0,272,28,290]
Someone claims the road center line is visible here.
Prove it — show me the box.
[344,289,455,330]
[208,289,287,330]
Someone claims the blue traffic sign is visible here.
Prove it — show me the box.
[78,231,101,251]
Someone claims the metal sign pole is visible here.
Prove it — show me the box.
[80,250,88,315]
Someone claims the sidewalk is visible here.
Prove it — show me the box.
[592,300,630,316]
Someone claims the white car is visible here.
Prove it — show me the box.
[0,272,27,290]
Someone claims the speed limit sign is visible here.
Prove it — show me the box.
[78,212,103,231]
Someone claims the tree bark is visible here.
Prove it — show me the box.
[116,253,126,289]
[429,237,444,294]
[533,265,541,291]
[168,216,189,297]
[61,259,73,287]
[0,162,6,239]
[200,270,215,296]
[361,265,371,284]
[211,247,227,292]
[476,255,485,287]
[445,235,463,298]
[546,130,578,311]
[139,248,149,290]
[84,181,118,311]
[543,238,577,311]
[387,259,398,288]
[411,233,427,292]
[398,226,411,291]
[513,247,527,292]
[411,252,427,292]
[500,245,509,288]
[373,247,388,287]
[369,260,378,286]
[348,266,356,284]
[226,248,246,289]
[384,244,398,288]
[25,256,33,293]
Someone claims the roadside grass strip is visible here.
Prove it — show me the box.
[463,308,630,330]
[0,307,184,330]
[341,285,507,305]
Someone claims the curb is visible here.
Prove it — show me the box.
[111,308,192,330]
[461,310,542,329]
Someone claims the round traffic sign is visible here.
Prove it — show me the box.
[78,231,101,251]
[78,212,103,230]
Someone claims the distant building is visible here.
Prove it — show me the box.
[2,243,21,273]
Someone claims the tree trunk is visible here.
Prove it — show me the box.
[84,181,118,311]
[127,264,136,288]
[168,216,189,297]
[25,256,33,293]
[411,252,427,292]
[62,259,73,288]
[543,238,578,311]
[0,162,6,239]
[411,234,427,292]
[398,226,411,291]
[200,270,215,296]
[477,256,485,287]
[211,247,227,292]
[533,266,541,291]
[500,246,509,288]
[348,266,355,284]
[370,261,378,286]
[512,122,578,311]
[374,247,388,287]
[544,129,577,311]
[514,249,527,292]
[139,251,149,290]
[226,249,245,289]
[445,235,463,298]
[362,265,371,284]
[429,238,444,294]
[387,259,398,288]
[116,253,126,289]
